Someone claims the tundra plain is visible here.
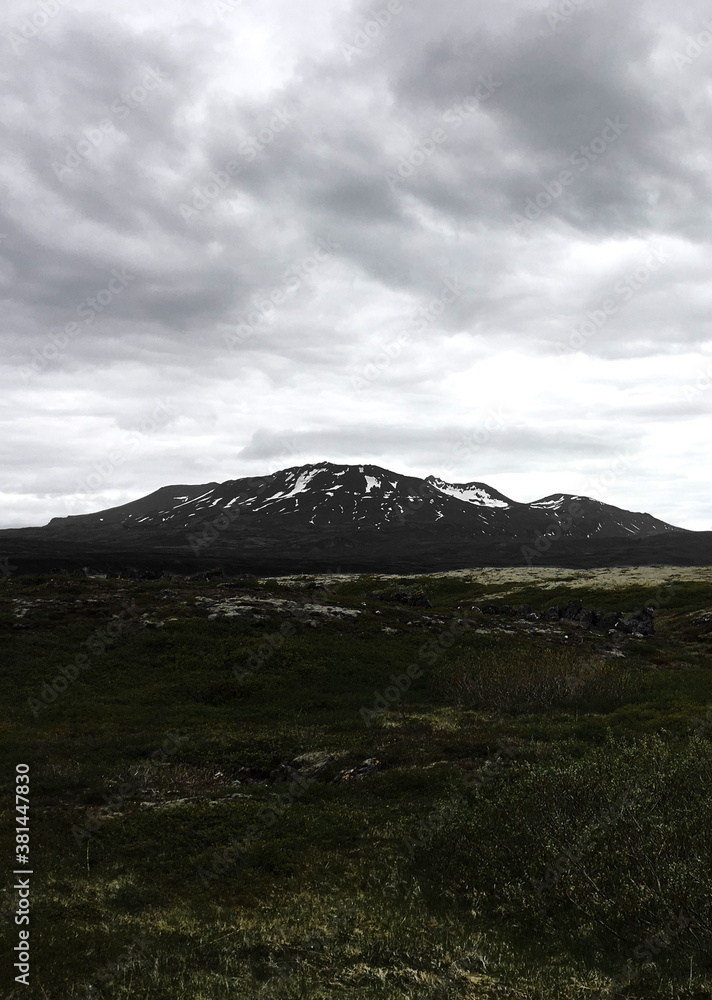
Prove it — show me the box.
[2,565,712,998]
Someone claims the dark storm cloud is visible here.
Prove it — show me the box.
[338,0,712,247]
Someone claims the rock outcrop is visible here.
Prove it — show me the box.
[479,600,655,635]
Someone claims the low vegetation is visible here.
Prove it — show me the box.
[2,567,712,997]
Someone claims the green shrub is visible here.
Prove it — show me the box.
[438,646,636,714]
[412,733,712,976]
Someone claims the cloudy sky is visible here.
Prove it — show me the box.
[2,0,712,530]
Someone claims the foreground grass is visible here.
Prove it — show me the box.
[1,570,712,997]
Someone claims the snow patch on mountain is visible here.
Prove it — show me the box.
[256,469,321,507]
[49,462,682,542]
[530,494,592,509]
[428,477,510,508]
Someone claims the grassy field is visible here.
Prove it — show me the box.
[2,567,712,998]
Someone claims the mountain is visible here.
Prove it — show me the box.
[0,461,702,575]
[45,462,679,540]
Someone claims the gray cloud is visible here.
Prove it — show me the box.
[236,422,638,465]
[2,0,711,530]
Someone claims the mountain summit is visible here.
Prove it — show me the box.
[2,461,694,575]
[48,461,678,540]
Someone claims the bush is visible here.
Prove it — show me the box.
[438,646,636,714]
[411,733,712,976]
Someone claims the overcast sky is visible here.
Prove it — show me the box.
[2,0,711,530]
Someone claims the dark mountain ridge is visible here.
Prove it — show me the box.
[46,461,679,538]
[1,462,704,575]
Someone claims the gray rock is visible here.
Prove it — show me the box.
[560,600,584,620]
[231,766,269,785]
[338,758,380,782]
[288,751,337,780]
[626,609,655,635]
[598,612,623,630]
[574,608,596,625]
